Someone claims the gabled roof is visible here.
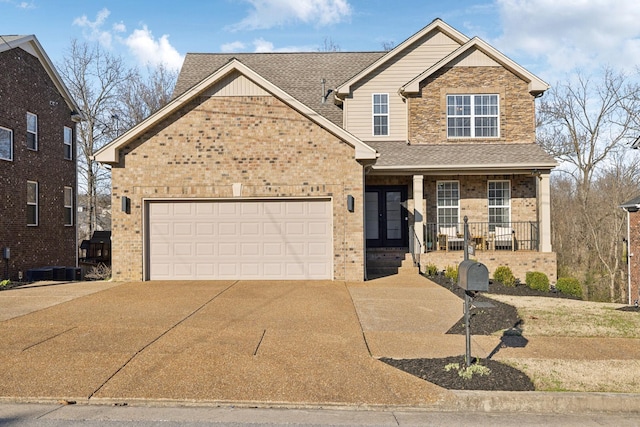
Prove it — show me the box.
[335,18,469,97]
[94,59,378,164]
[0,34,82,117]
[366,141,556,173]
[401,37,549,96]
[173,51,384,127]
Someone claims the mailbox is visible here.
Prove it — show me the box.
[457,260,489,292]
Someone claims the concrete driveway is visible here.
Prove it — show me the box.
[0,278,459,407]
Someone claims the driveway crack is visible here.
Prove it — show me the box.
[23,327,78,351]
[88,280,239,399]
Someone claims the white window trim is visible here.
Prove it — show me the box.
[27,181,38,226]
[27,112,38,150]
[372,93,389,136]
[64,186,74,226]
[0,126,13,161]
[64,126,73,160]
[436,180,460,229]
[446,94,500,138]
[488,180,511,228]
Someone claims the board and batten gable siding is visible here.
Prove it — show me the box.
[343,30,461,141]
[110,72,365,282]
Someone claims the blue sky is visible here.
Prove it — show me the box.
[2,0,640,85]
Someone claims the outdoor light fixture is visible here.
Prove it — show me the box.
[347,195,355,212]
[121,196,131,214]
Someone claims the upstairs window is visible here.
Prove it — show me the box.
[488,180,511,230]
[0,126,12,161]
[27,181,38,226]
[26,112,38,150]
[64,186,73,226]
[64,126,73,160]
[447,94,499,138]
[372,93,389,136]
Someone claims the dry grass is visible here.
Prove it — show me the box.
[504,359,640,393]
[488,295,640,338]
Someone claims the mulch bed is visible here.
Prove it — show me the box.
[379,273,575,391]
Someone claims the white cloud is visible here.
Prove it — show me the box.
[124,25,184,71]
[73,8,114,48]
[495,0,640,75]
[112,22,126,33]
[17,1,35,9]
[230,0,352,31]
[250,38,315,52]
[221,41,246,52]
[253,38,275,52]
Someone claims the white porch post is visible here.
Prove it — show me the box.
[538,172,552,252]
[413,175,425,253]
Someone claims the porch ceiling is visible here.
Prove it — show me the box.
[365,141,556,175]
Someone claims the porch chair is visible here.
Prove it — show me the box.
[494,226,515,251]
[438,226,464,251]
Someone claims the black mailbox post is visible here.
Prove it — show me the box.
[458,216,490,366]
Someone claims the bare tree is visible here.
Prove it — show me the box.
[318,36,340,52]
[381,40,395,51]
[114,64,178,130]
[539,68,640,301]
[57,40,133,241]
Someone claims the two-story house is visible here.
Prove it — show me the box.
[0,35,81,281]
[95,19,557,283]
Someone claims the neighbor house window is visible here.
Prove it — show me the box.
[64,186,73,226]
[488,180,511,230]
[0,126,12,161]
[373,93,389,136]
[437,181,459,228]
[447,94,499,138]
[26,112,38,150]
[63,126,73,160]
[27,181,38,226]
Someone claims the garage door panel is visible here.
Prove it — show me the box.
[148,200,332,280]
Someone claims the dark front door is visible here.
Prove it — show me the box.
[365,186,408,247]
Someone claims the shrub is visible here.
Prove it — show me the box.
[556,277,583,299]
[0,279,10,288]
[444,265,458,282]
[526,271,550,292]
[424,263,439,276]
[493,266,516,287]
[85,263,111,281]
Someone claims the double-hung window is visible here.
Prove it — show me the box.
[447,94,498,138]
[437,181,460,228]
[64,186,73,226]
[0,126,12,161]
[64,126,73,160]
[488,180,511,230]
[26,112,38,150]
[373,93,389,136]
[27,181,38,226]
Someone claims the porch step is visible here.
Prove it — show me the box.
[366,248,418,278]
[398,254,419,275]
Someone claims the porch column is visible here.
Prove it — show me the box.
[413,175,425,253]
[538,172,552,252]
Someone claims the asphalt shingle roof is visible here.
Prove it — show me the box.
[173,52,385,127]
[366,141,556,171]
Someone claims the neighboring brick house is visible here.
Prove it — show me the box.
[0,35,81,281]
[95,19,557,282]
[621,196,640,305]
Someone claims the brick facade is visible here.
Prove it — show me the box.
[628,211,640,304]
[408,66,536,144]
[111,95,365,281]
[0,48,77,280]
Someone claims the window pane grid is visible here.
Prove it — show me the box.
[373,93,389,136]
[0,127,12,161]
[447,94,498,138]
[488,181,510,230]
[64,126,73,160]
[27,181,38,226]
[27,112,37,150]
[64,187,73,226]
[437,181,459,227]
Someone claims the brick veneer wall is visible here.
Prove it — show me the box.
[628,211,640,304]
[111,95,365,281]
[0,48,77,280]
[408,66,536,144]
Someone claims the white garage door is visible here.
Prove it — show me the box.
[147,199,333,280]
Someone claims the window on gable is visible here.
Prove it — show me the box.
[27,181,38,226]
[64,126,73,160]
[373,93,389,136]
[0,126,12,161]
[447,94,498,138]
[488,180,511,230]
[26,112,38,150]
[437,181,459,229]
[64,186,73,226]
